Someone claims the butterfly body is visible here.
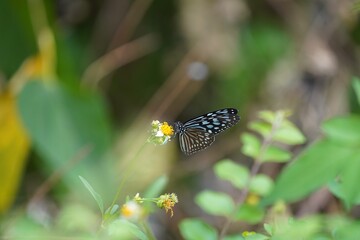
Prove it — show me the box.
[172,108,240,155]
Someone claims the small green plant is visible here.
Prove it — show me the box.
[179,78,360,240]
[179,110,305,240]
[77,121,180,239]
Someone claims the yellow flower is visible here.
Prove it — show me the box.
[148,120,174,145]
[157,193,178,217]
[246,193,260,206]
[160,122,174,136]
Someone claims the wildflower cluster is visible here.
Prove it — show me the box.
[148,120,175,145]
[156,193,179,217]
[120,193,179,220]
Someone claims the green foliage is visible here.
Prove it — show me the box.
[352,77,360,104]
[234,204,264,224]
[179,219,218,240]
[181,110,303,239]
[214,160,249,189]
[107,219,148,240]
[143,175,168,198]
[17,81,113,194]
[264,112,360,207]
[249,175,273,196]
[195,190,235,216]
[79,176,104,215]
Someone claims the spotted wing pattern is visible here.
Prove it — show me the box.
[183,108,240,135]
[174,108,240,155]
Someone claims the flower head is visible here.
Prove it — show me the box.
[148,120,175,145]
[160,122,174,136]
[120,201,143,221]
[156,193,178,217]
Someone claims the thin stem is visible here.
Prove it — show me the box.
[219,112,285,239]
[141,221,157,240]
[107,141,148,219]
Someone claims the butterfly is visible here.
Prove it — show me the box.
[172,108,240,155]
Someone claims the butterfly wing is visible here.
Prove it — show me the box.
[183,108,240,135]
[179,128,215,155]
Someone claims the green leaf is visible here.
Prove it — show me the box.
[241,133,261,159]
[250,174,274,196]
[273,122,306,145]
[248,121,271,137]
[224,235,245,240]
[105,204,119,215]
[263,223,273,236]
[179,219,217,240]
[107,219,148,240]
[334,221,360,240]
[18,81,113,193]
[243,233,269,240]
[270,216,321,240]
[322,115,360,146]
[233,204,264,224]
[337,150,360,208]
[352,77,360,105]
[144,175,168,198]
[263,139,353,204]
[195,191,235,216]
[214,160,249,189]
[258,111,276,123]
[79,176,104,215]
[262,146,292,163]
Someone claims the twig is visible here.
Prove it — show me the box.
[82,34,158,87]
[108,0,154,49]
[28,145,92,207]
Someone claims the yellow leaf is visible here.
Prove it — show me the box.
[0,91,30,213]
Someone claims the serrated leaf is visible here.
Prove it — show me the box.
[322,115,360,146]
[214,160,249,189]
[262,146,292,163]
[195,191,235,216]
[179,219,217,240]
[273,123,306,145]
[233,204,264,224]
[79,176,104,215]
[263,139,352,205]
[250,175,274,196]
[241,133,261,159]
[248,121,271,137]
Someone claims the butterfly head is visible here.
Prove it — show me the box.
[171,121,184,136]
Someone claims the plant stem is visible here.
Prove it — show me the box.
[218,160,262,239]
[219,111,284,239]
[141,221,157,240]
[107,141,148,220]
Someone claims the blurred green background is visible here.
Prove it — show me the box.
[1,0,360,239]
